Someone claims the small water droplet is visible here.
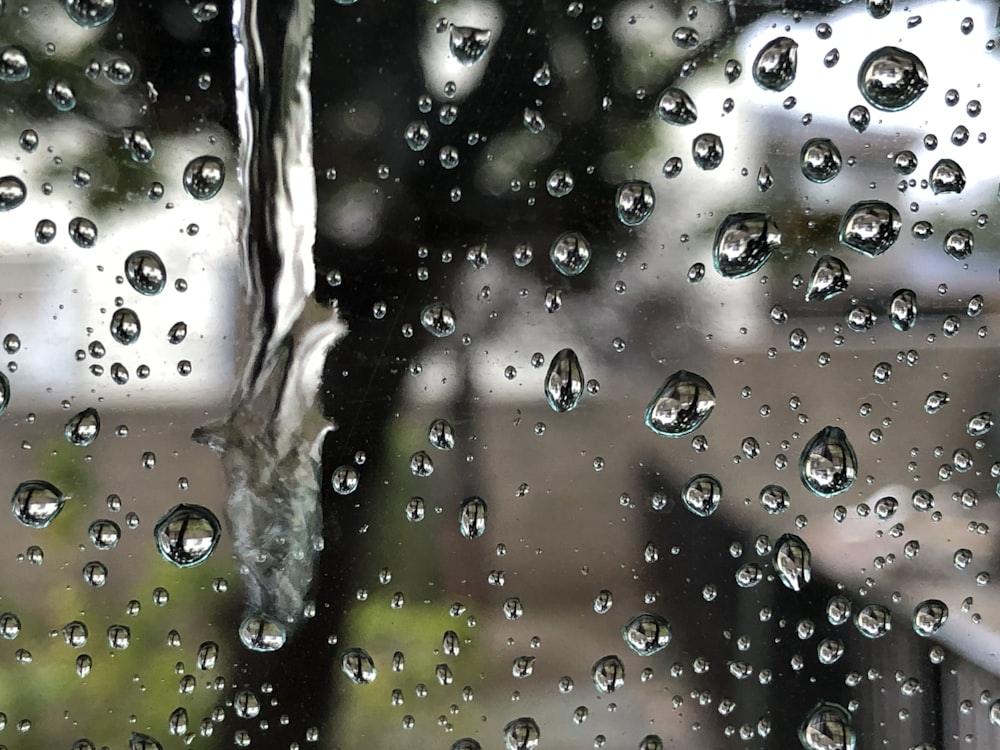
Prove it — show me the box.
[800,138,842,183]
[124,251,166,295]
[110,308,141,345]
[0,176,27,211]
[0,45,30,82]
[681,473,722,517]
[929,158,966,195]
[544,347,584,413]
[449,25,492,65]
[774,533,811,591]
[239,612,287,652]
[655,87,697,125]
[912,599,948,637]
[888,288,918,331]
[68,217,98,248]
[691,132,724,170]
[854,603,891,638]
[798,701,855,750]
[65,0,117,27]
[592,654,625,693]
[503,717,540,750]
[805,255,850,302]
[65,407,100,446]
[420,302,457,337]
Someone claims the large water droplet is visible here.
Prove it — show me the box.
[420,302,457,337]
[858,46,928,111]
[449,25,492,65]
[123,128,154,164]
[622,613,672,655]
[341,647,377,684]
[503,717,540,750]
[110,308,141,345]
[153,503,221,567]
[691,132,724,170]
[805,255,850,301]
[0,176,27,211]
[428,418,455,450]
[544,347,584,413]
[800,138,842,183]
[759,484,790,514]
[128,733,162,750]
[854,603,891,638]
[65,407,100,446]
[65,0,118,27]
[798,701,855,750]
[967,411,993,437]
[239,613,287,652]
[592,654,625,693]
[838,201,900,257]
[888,288,918,331]
[655,87,697,125]
[681,473,722,517]
[125,251,167,295]
[615,181,655,226]
[404,120,430,151]
[799,426,857,497]
[774,533,812,591]
[713,212,781,278]
[753,37,798,91]
[182,155,225,200]
[549,231,591,276]
[929,158,966,195]
[452,741,482,750]
[11,480,67,528]
[0,46,30,82]
[943,228,974,260]
[459,496,487,539]
[46,78,77,111]
[645,370,716,437]
[68,217,98,248]
[912,599,948,637]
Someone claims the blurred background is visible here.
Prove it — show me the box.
[2,0,1000,748]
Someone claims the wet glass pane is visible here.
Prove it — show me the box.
[3,1,1000,748]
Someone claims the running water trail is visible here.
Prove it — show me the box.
[193,0,344,652]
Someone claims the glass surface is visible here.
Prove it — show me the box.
[2,1,1000,749]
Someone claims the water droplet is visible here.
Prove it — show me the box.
[662,156,683,179]
[713,212,781,278]
[449,25,491,65]
[943,228,974,260]
[799,426,857,497]
[128,733,162,750]
[912,599,948,637]
[550,231,591,276]
[805,255,850,301]
[65,407,100,446]
[503,717,540,750]
[123,128,154,163]
[645,370,716,437]
[428,418,455,450]
[107,623,131,649]
[110,308,141,345]
[735,562,763,588]
[888,288,917,331]
[800,138,842,183]
[622,613,672,656]
[339,647,377,684]
[46,78,77,111]
[544,348,584,413]
[753,37,798,91]
[967,411,994,437]
[0,176,26,211]
[655,87,697,125]
[847,105,870,132]
[34,219,56,243]
[838,201,900,257]
[62,620,89,648]
[65,0,117,27]
[11,480,66,528]
[88,518,120,550]
[404,121,430,151]
[459,496,487,539]
[0,45,29,82]
[615,181,655,226]
[239,613,286,652]
[854,603,891,638]
[929,158,966,195]
[858,47,928,111]
[153,504,221,567]
[182,155,225,200]
[420,302,457,337]
[798,701,855,750]
[691,132,724,170]
[757,163,774,192]
[523,108,545,134]
[681,473,722,517]
[774,533,812,591]
[592,654,625,693]
[331,465,360,495]
[68,217,98,248]
[124,251,166,295]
